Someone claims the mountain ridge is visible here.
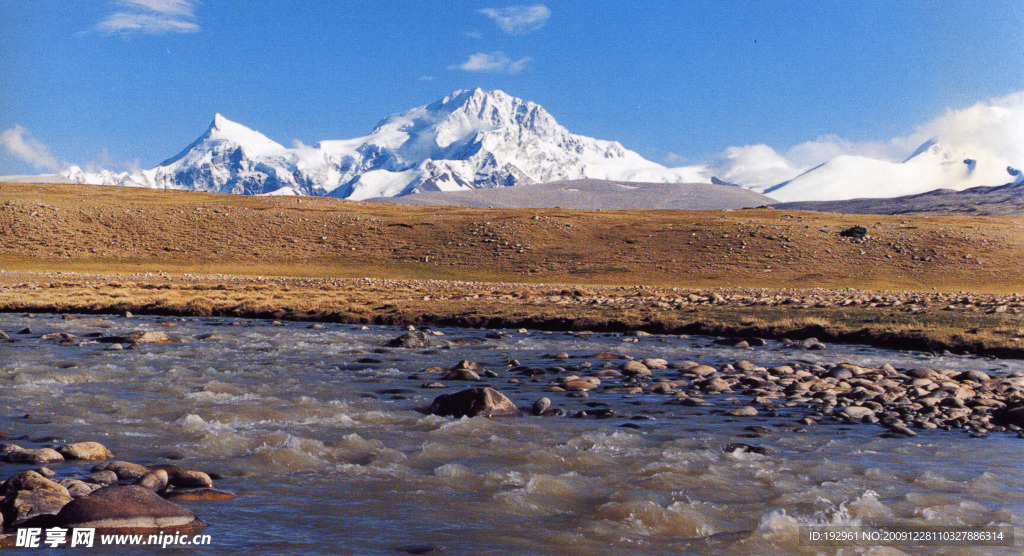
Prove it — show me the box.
[61,88,705,200]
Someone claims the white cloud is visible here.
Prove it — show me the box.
[918,92,1024,165]
[463,30,483,39]
[479,5,550,34]
[711,144,802,188]
[698,91,1024,189]
[120,0,195,16]
[418,75,435,82]
[90,0,199,34]
[662,152,685,165]
[450,52,531,74]
[0,125,62,171]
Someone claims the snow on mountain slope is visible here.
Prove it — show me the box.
[61,89,709,199]
[764,140,1022,202]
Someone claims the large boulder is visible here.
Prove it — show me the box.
[427,388,521,418]
[0,471,72,527]
[52,485,199,532]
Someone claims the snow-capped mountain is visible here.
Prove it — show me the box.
[764,140,1024,202]
[62,89,705,200]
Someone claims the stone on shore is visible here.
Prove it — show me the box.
[428,387,521,418]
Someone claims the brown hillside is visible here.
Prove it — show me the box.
[2,182,1023,292]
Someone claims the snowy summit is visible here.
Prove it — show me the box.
[62,89,705,200]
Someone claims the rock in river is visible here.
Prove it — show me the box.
[428,387,521,418]
[385,330,431,349]
[58,441,114,461]
[53,485,200,532]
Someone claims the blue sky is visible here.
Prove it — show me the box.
[1,0,1022,176]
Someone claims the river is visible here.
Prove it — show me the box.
[0,313,1020,555]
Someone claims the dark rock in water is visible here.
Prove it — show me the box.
[385,331,431,349]
[428,387,521,418]
[992,404,1024,428]
[396,544,447,554]
[171,471,213,489]
[801,338,826,350]
[839,225,868,239]
[53,485,198,531]
[17,328,31,335]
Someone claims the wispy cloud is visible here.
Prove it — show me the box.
[418,75,435,82]
[479,5,550,34]
[450,52,531,74]
[0,125,62,172]
[89,0,199,35]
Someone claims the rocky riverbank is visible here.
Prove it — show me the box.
[0,437,233,547]
[2,271,1024,358]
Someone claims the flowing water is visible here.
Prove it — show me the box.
[0,313,1021,555]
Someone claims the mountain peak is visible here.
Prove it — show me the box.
[204,113,284,155]
[210,113,231,131]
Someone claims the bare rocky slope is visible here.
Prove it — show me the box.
[368,179,774,210]
[779,181,1024,215]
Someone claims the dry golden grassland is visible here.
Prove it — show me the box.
[1,182,1023,355]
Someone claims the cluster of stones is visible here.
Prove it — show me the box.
[400,328,1024,437]
[0,440,233,544]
